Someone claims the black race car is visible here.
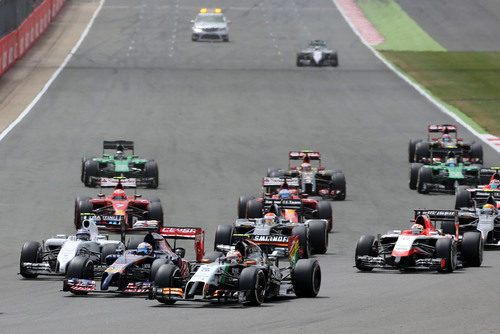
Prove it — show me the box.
[296,40,338,67]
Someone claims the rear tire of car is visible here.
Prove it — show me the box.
[332,172,346,201]
[126,235,144,250]
[147,202,164,228]
[355,235,377,271]
[20,241,42,278]
[150,259,171,281]
[417,167,432,194]
[308,220,328,254]
[238,196,254,219]
[415,142,430,162]
[145,160,159,188]
[296,57,303,67]
[435,238,456,273]
[100,244,119,264]
[409,163,423,190]
[81,156,95,182]
[471,143,483,164]
[461,232,483,267]
[74,199,93,229]
[317,201,333,232]
[239,267,266,306]
[455,186,473,209]
[246,200,263,219]
[83,160,99,187]
[441,221,457,236]
[331,53,338,67]
[292,225,311,259]
[266,168,283,177]
[154,263,181,304]
[214,224,234,250]
[292,259,321,297]
[408,139,422,163]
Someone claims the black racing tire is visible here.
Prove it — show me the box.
[203,251,223,262]
[355,235,377,271]
[20,241,42,278]
[66,256,94,279]
[332,172,346,201]
[246,200,263,219]
[266,168,283,177]
[408,139,422,163]
[296,57,303,67]
[317,201,333,232]
[441,221,457,236]
[81,156,95,182]
[214,224,234,250]
[417,167,432,194]
[461,232,483,267]
[154,263,181,304]
[331,53,338,67]
[292,225,311,259]
[239,267,266,306]
[147,202,164,228]
[470,143,483,163]
[126,235,144,250]
[223,37,229,42]
[435,238,456,273]
[455,185,473,209]
[150,258,171,281]
[145,160,159,188]
[148,197,161,203]
[100,244,119,264]
[238,196,254,219]
[409,163,423,190]
[309,220,328,254]
[74,199,93,229]
[83,159,99,187]
[415,142,430,162]
[292,259,321,297]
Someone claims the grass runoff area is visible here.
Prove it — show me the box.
[356,0,500,136]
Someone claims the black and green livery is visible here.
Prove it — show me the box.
[81,141,158,188]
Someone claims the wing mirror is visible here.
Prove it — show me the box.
[174,247,186,258]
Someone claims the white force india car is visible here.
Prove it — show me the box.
[355,210,483,273]
[19,219,124,278]
[296,40,338,67]
[191,8,230,42]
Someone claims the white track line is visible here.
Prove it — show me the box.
[0,0,106,142]
[332,0,500,155]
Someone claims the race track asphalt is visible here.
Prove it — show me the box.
[1,0,499,333]
[396,0,500,51]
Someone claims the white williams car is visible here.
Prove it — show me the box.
[296,40,338,67]
[191,8,230,42]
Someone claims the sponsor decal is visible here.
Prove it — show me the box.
[252,235,289,243]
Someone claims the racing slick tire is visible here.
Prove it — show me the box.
[292,225,311,259]
[417,167,432,194]
[66,256,94,294]
[214,224,234,250]
[415,142,430,162]
[355,235,377,271]
[408,139,422,163]
[154,263,181,304]
[292,259,321,297]
[81,156,95,182]
[461,232,483,267]
[317,201,333,232]
[20,241,42,278]
[100,244,119,264]
[203,251,223,262]
[126,235,144,250]
[470,143,483,164]
[150,258,171,281]
[296,57,303,67]
[435,238,457,273]
[239,267,266,306]
[332,172,346,201]
[83,159,99,187]
[455,186,473,209]
[246,200,263,219]
[145,160,159,188]
[238,196,254,218]
[308,220,328,254]
[266,168,283,177]
[147,202,164,228]
[74,199,93,229]
[409,163,423,190]
[441,221,457,236]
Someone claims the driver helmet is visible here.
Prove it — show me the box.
[442,134,452,143]
[136,242,153,255]
[264,212,276,226]
[112,189,126,199]
[226,250,242,264]
[482,204,495,215]
[411,224,424,235]
[76,228,91,241]
[490,179,500,190]
[278,189,291,199]
[301,163,312,172]
[114,150,124,160]
[446,157,457,167]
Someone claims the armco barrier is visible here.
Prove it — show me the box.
[0,0,66,78]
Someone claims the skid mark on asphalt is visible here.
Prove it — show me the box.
[126,2,145,58]
[290,0,313,40]
[259,1,284,62]
[169,0,180,58]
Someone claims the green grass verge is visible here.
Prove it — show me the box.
[356,0,445,52]
[381,51,500,136]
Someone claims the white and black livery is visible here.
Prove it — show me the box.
[296,40,338,67]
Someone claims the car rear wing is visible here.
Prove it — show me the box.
[480,167,500,184]
[289,151,321,160]
[103,140,134,153]
[428,124,457,133]
[263,198,303,211]
[159,227,205,261]
[414,209,457,222]
[469,189,500,206]
[262,177,299,187]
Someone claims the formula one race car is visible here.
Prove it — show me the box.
[63,227,204,295]
[296,40,338,67]
[456,200,500,247]
[455,169,500,208]
[409,154,481,194]
[355,210,482,273]
[19,220,124,279]
[267,151,346,200]
[150,237,321,306]
[409,124,483,163]
[74,180,163,238]
[81,140,159,188]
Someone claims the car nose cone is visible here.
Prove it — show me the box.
[313,51,322,63]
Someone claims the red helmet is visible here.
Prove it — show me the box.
[301,163,312,172]
[264,213,276,226]
[113,189,126,199]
